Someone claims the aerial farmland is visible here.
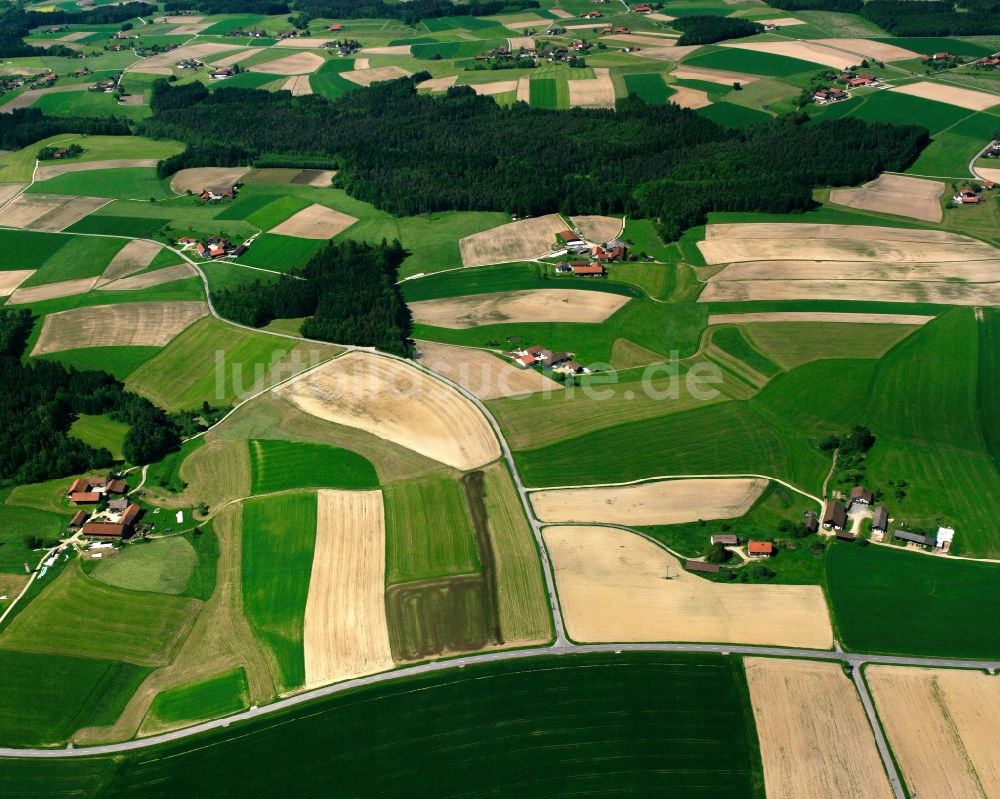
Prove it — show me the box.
[2,0,1000,794]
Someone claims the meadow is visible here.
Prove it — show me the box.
[145,668,249,729]
[26,168,175,201]
[683,48,818,78]
[19,235,126,287]
[827,542,1000,658]
[624,73,671,104]
[2,652,763,797]
[0,494,65,574]
[91,537,198,596]
[241,493,316,691]
[249,439,379,494]
[383,475,480,584]
[68,413,129,460]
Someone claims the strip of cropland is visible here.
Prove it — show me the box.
[0,653,764,798]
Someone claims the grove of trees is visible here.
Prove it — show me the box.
[672,16,763,46]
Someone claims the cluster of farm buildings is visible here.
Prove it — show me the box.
[812,71,887,104]
[554,231,628,277]
[823,486,954,552]
[503,344,588,375]
[177,234,248,260]
[952,183,994,205]
[66,476,143,540]
[686,537,775,574]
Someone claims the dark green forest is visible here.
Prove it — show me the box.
[0,310,179,484]
[0,109,130,151]
[143,77,928,241]
[672,16,763,46]
[859,0,1000,36]
[212,239,412,355]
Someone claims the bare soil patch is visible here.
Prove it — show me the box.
[459,213,566,266]
[410,288,629,328]
[56,31,95,41]
[417,75,457,92]
[607,33,681,47]
[639,45,703,61]
[274,38,335,48]
[672,65,758,85]
[7,276,97,304]
[269,203,357,238]
[544,525,833,647]
[813,38,919,62]
[134,43,242,72]
[0,270,34,296]
[722,40,863,70]
[353,57,370,70]
[867,666,1000,799]
[471,80,518,96]
[549,8,573,18]
[708,311,933,325]
[530,477,766,525]
[891,80,1000,111]
[745,658,893,799]
[830,173,944,222]
[161,15,204,22]
[292,168,337,187]
[101,239,162,281]
[254,51,325,75]
[342,65,412,86]
[508,36,535,49]
[99,263,195,291]
[567,73,616,108]
[0,182,26,207]
[170,23,211,35]
[170,166,249,195]
[516,75,530,103]
[211,48,264,67]
[278,352,501,470]
[414,340,562,400]
[359,44,412,55]
[711,258,1000,282]
[701,278,1000,305]
[504,19,544,29]
[757,17,806,26]
[646,12,676,21]
[570,214,622,243]
[670,85,712,109]
[0,193,63,227]
[26,196,108,231]
[281,75,313,95]
[975,166,1000,183]
[32,301,208,355]
[36,158,159,181]
[303,489,395,688]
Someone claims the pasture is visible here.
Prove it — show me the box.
[0,562,200,666]
[249,439,378,494]
[623,73,671,104]
[5,653,764,797]
[145,668,249,730]
[92,537,197,596]
[68,413,129,460]
[383,474,480,584]
[826,543,1000,658]
[18,235,126,287]
[241,493,317,691]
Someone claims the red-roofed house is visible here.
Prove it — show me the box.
[71,492,101,505]
[572,262,605,276]
[747,540,774,558]
[68,478,90,495]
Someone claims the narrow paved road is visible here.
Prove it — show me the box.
[3,641,998,758]
[852,667,905,799]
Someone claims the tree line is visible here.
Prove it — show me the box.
[859,0,1000,36]
[672,15,763,46]
[766,0,861,11]
[293,0,538,25]
[0,309,180,485]
[0,108,130,151]
[212,239,412,355]
[140,77,928,241]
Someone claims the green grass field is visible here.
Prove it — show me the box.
[241,493,316,691]
[216,193,311,231]
[827,542,1000,658]
[0,562,199,666]
[27,168,174,201]
[0,134,183,183]
[530,77,559,109]
[91,537,197,596]
[145,668,249,729]
[0,228,71,270]
[710,326,781,378]
[0,492,66,575]
[19,235,126,287]
[623,73,670,104]
[236,233,324,272]
[848,91,970,136]
[249,439,379,494]
[697,102,772,128]
[384,475,480,584]
[739,322,917,371]
[125,317,341,411]
[0,649,150,747]
[68,414,129,460]
[36,346,164,381]
[1,652,763,797]
[309,58,358,99]
[684,48,818,78]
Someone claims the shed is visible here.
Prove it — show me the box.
[823,500,847,531]
[710,534,740,546]
[81,522,125,538]
[69,510,89,528]
[70,492,101,504]
[107,479,127,494]
[684,559,720,574]
[893,529,935,547]
[805,513,819,534]
[871,506,888,532]
[850,486,873,505]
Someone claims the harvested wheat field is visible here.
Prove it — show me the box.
[417,75,457,92]
[295,168,337,187]
[414,340,562,400]
[976,166,1000,183]
[607,33,680,47]
[170,166,249,195]
[254,52,325,75]
[570,214,622,243]
[353,57,370,70]
[161,15,203,22]
[32,301,207,355]
[549,8,573,18]
[278,351,501,470]
[698,223,998,264]
[567,71,616,109]
[170,23,211,35]
[708,311,933,326]
[745,658,892,799]
[891,81,1000,111]
[7,276,97,304]
[639,45,703,61]
[530,477,767,526]
[303,490,394,688]
[830,173,944,222]
[722,40,862,70]
[101,239,162,281]
[0,270,33,296]
[672,65,758,85]
[0,84,90,113]
[99,264,195,291]
[646,11,676,21]
[544,526,833,647]
[342,65,412,86]
[471,80,518,96]
[710,259,1000,282]
[359,44,412,56]
[867,666,1000,799]
[0,193,106,230]
[459,213,566,266]
[516,75,530,103]
[669,85,712,109]
[758,16,806,26]
[508,36,534,50]
[27,196,108,231]
[269,203,357,239]
[504,19,544,29]
[211,48,264,67]
[410,288,629,328]
[274,37,336,49]
[36,158,160,180]
[702,278,1000,305]
[134,43,242,72]
[56,30,95,41]
[281,75,313,95]
[814,38,919,62]
[0,182,25,207]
